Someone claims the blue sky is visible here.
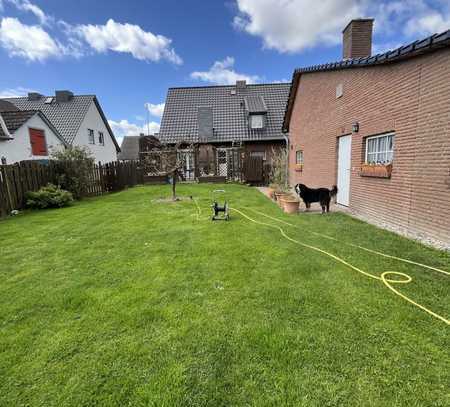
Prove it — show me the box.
[0,0,449,143]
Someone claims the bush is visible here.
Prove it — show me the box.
[269,147,289,191]
[51,146,95,199]
[26,184,73,209]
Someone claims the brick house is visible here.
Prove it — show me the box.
[159,81,290,181]
[283,19,450,249]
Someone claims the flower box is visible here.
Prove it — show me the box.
[360,163,392,178]
[294,164,303,172]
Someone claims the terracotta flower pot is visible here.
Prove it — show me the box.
[282,197,300,214]
[266,187,275,200]
[275,193,290,207]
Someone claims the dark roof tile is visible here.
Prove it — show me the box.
[118,136,140,160]
[0,110,37,138]
[159,83,290,143]
[244,95,267,113]
[3,95,119,151]
[283,28,450,132]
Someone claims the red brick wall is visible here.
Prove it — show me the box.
[288,49,450,247]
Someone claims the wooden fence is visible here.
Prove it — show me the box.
[0,154,269,217]
[0,160,156,217]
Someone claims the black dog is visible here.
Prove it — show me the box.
[295,184,338,213]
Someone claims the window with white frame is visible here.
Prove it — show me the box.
[250,114,264,129]
[98,131,104,145]
[365,133,394,164]
[295,150,304,165]
[88,129,95,144]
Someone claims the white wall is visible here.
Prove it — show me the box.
[0,114,65,164]
[73,102,117,163]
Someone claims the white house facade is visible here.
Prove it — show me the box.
[73,100,118,163]
[0,107,66,165]
[3,91,120,163]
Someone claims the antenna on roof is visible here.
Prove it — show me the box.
[144,103,150,136]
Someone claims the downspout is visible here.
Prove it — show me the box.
[283,133,289,190]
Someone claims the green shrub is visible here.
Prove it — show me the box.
[269,147,289,191]
[51,146,95,199]
[26,184,74,209]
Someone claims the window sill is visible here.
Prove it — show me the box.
[360,163,392,178]
[294,164,303,172]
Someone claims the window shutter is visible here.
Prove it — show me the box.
[29,128,47,156]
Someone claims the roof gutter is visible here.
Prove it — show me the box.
[0,113,14,140]
[282,70,301,133]
[282,28,450,133]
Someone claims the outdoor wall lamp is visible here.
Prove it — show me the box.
[352,122,359,133]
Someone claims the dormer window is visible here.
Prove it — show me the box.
[250,114,265,129]
[245,95,268,130]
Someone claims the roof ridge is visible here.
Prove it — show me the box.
[168,82,290,90]
[293,28,450,74]
[1,109,38,113]
[2,94,96,100]
[282,28,450,133]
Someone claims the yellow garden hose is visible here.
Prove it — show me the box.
[249,208,450,277]
[192,198,449,325]
[230,207,449,325]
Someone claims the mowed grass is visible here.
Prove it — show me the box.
[0,184,449,406]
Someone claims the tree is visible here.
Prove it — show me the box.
[140,141,193,201]
[51,146,95,199]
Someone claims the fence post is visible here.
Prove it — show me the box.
[1,166,14,212]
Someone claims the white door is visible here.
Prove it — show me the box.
[178,150,195,181]
[337,135,352,206]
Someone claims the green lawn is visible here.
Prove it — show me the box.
[1,184,449,406]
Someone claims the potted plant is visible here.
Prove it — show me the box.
[274,187,290,207]
[267,183,278,200]
[269,147,289,202]
[281,195,300,214]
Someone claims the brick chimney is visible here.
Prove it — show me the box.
[342,18,374,59]
[55,90,74,103]
[28,92,42,101]
[236,80,247,90]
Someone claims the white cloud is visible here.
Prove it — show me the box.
[70,19,182,64]
[233,0,362,53]
[0,2,182,64]
[191,56,260,85]
[145,102,165,118]
[7,0,51,25]
[233,0,450,54]
[0,17,63,61]
[108,119,160,144]
[0,86,36,98]
[404,10,450,36]
[372,41,402,55]
[372,0,450,37]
